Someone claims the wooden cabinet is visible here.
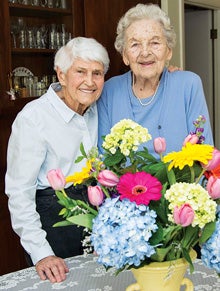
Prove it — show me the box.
[0,0,80,103]
[82,0,161,80]
[0,0,160,275]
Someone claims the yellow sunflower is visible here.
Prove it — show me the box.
[66,160,92,185]
[163,143,214,170]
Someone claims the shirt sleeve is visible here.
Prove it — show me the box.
[5,112,55,264]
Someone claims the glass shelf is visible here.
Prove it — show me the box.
[9,3,71,18]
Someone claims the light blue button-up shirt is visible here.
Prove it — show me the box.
[5,83,98,264]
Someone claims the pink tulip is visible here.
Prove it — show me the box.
[201,148,220,171]
[98,170,119,187]
[183,134,199,146]
[206,176,220,199]
[88,186,104,206]
[153,137,166,154]
[47,169,66,190]
[173,204,195,227]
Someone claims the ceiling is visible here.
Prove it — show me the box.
[185,0,220,9]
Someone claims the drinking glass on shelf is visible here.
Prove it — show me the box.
[11,18,27,49]
[19,30,27,48]
[19,0,30,4]
[49,24,56,49]
[26,76,34,97]
[31,0,39,5]
[36,30,41,49]
[47,0,53,8]
[27,28,35,48]
[56,31,61,48]
[41,25,48,49]
[55,0,60,8]
[10,22,18,48]
[60,0,67,9]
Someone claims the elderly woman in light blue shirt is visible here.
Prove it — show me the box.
[97,4,213,155]
[5,37,109,283]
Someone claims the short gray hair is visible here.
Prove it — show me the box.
[115,4,176,55]
[54,37,110,74]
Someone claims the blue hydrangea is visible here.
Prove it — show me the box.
[90,197,158,270]
[201,216,220,273]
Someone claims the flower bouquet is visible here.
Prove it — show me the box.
[47,116,220,275]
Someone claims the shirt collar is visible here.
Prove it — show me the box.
[47,83,96,123]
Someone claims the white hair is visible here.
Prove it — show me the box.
[54,37,110,74]
[115,4,176,55]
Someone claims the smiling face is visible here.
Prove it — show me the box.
[123,19,172,83]
[57,58,105,114]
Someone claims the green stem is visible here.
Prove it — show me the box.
[189,166,195,183]
[166,165,176,185]
[195,168,206,184]
[61,189,67,197]
[77,200,98,216]
[101,185,110,198]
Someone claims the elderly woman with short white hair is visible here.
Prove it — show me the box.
[5,37,109,283]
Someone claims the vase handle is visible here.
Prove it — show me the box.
[181,278,194,291]
[126,283,141,291]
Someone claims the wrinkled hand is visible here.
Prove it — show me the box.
[167,65,183,72]
[35,255,69,283]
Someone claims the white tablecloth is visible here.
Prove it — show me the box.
[0,254,220,290]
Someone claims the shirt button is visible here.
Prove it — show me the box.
[158,125,161,129]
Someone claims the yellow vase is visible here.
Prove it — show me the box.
[126,249,197,291]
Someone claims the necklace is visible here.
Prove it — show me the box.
[132,75,160,106]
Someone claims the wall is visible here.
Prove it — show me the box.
[161,0,185,68]
[214,10,220,148]
[161,0,220,148]
[185,8,214,131]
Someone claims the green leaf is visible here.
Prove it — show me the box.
[149,199,169,224]
[136,149,157,163]
[150,245,173,262]
[59,208,67,216]
[80,142,87,157]
[182,248,194,273]
[75,155,85,163]
[149,224,164,244]
[104,150,125,167]
[166,167,176,185]
[55,191,71,207]
[180,225,199,250]
[142,162,163,173]
[67,213,95,230]
[162,225,182,243]
[199,221,216,244]
[53,220,73,227]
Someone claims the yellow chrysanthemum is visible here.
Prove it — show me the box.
[163,143,214,170]
[66,160,92,185]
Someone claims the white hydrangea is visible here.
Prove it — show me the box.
[165,182,217,228]
[102,119,152,156]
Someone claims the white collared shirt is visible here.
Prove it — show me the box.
[5,83,98,264]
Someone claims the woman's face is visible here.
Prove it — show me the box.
[57,58,105,114]
[123,19,172,81]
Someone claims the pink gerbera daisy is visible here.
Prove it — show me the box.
[117,172,162,205]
